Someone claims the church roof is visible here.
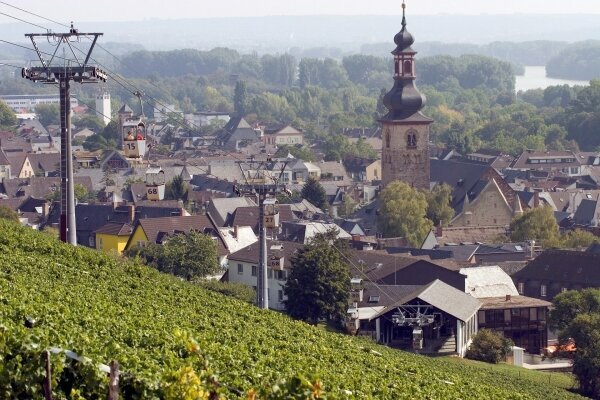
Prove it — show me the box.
[118,104,133,114]
[392,3,415,55]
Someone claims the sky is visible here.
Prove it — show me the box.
[3,0,600,23]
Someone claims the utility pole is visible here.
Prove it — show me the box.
[235,157,290,309]
[22,24,106,244]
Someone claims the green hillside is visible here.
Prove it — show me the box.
[0,221,583,399]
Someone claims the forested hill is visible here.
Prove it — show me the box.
[546,41,600,80]
[0,220,584,398]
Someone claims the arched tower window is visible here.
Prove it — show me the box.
[385,129,391,148]
[407,130,417,148]
[403,60,412,76]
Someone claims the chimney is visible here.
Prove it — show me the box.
[127,204,135,222]
[41,201,50,217]
[533,192,540,208]
[505,294,512,302]
[234,225,239,238]
[435,223,443,238]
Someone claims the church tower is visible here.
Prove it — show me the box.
[95,89,111,126]
[380,2,432,189]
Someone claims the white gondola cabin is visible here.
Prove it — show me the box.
[145,166,165,201]
[263,198,279,229]
[123,120,147,158]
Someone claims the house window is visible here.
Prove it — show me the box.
[137,240,146,247]
[570,167,578,174]
[540,284,547,297]
[278,290,284,302]
[561,287,568,293]
[251,265,257,276]
[237,264,243,275]
[478,310,486,324]
[530,307,538,321]
[517,282,524,294]
[97,237,103,249]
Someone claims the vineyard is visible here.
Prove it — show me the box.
[0,220,584,399]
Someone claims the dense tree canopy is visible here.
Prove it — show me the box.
[378,181,433,246]
[509,206,559,246]
[550,289,600,398]
[127,231,220,280]
[547,42,600,80]
[166,175,188,202]
[35,103,59,126]
[425,184,455,227]
[301,177,328,210]
[283,231,350,324]
[0,100,16,128]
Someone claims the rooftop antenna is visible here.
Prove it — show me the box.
[22,24,106,245]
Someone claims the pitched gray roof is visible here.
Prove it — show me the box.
[573,198,600,226]
[371,279,481,322]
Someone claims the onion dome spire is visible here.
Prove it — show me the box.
[393,1,415,55]
[381,1,427,121]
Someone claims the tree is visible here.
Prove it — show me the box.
[83,134,117,151]
[378,181,433,247]
[166,175,188,201]
[509,206,560,247]
[35,104,60,127]
[0,205,18,223]
[338,195,357,218]
[233,80,248,116]
[283,231,350,324]
[425,184,455,227]
[74,114,104,132]
[74,183,90,203]
[549,289,600,398]
[100,168,116,187]
[466,329,513,364]
[0,100,17,128]
[127,231,220,280]
[301,176,327,210]
[561,229,599,249]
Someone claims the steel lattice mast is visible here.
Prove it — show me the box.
[235,157,290,309]
[22,24,106,244]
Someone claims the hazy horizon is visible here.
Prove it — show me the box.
[3,0,600,24]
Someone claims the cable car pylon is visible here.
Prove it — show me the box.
[22,23,106,244]
[234,156,290,309]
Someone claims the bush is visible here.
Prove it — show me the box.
[466,329,513,364]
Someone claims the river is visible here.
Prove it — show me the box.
[515,66,589,92]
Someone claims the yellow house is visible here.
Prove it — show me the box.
[124,214,227,252]
[7,153,34,178]
[365,159,381,182]
[94,222,134,254]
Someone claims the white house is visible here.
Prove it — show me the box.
[226,240,305,310]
